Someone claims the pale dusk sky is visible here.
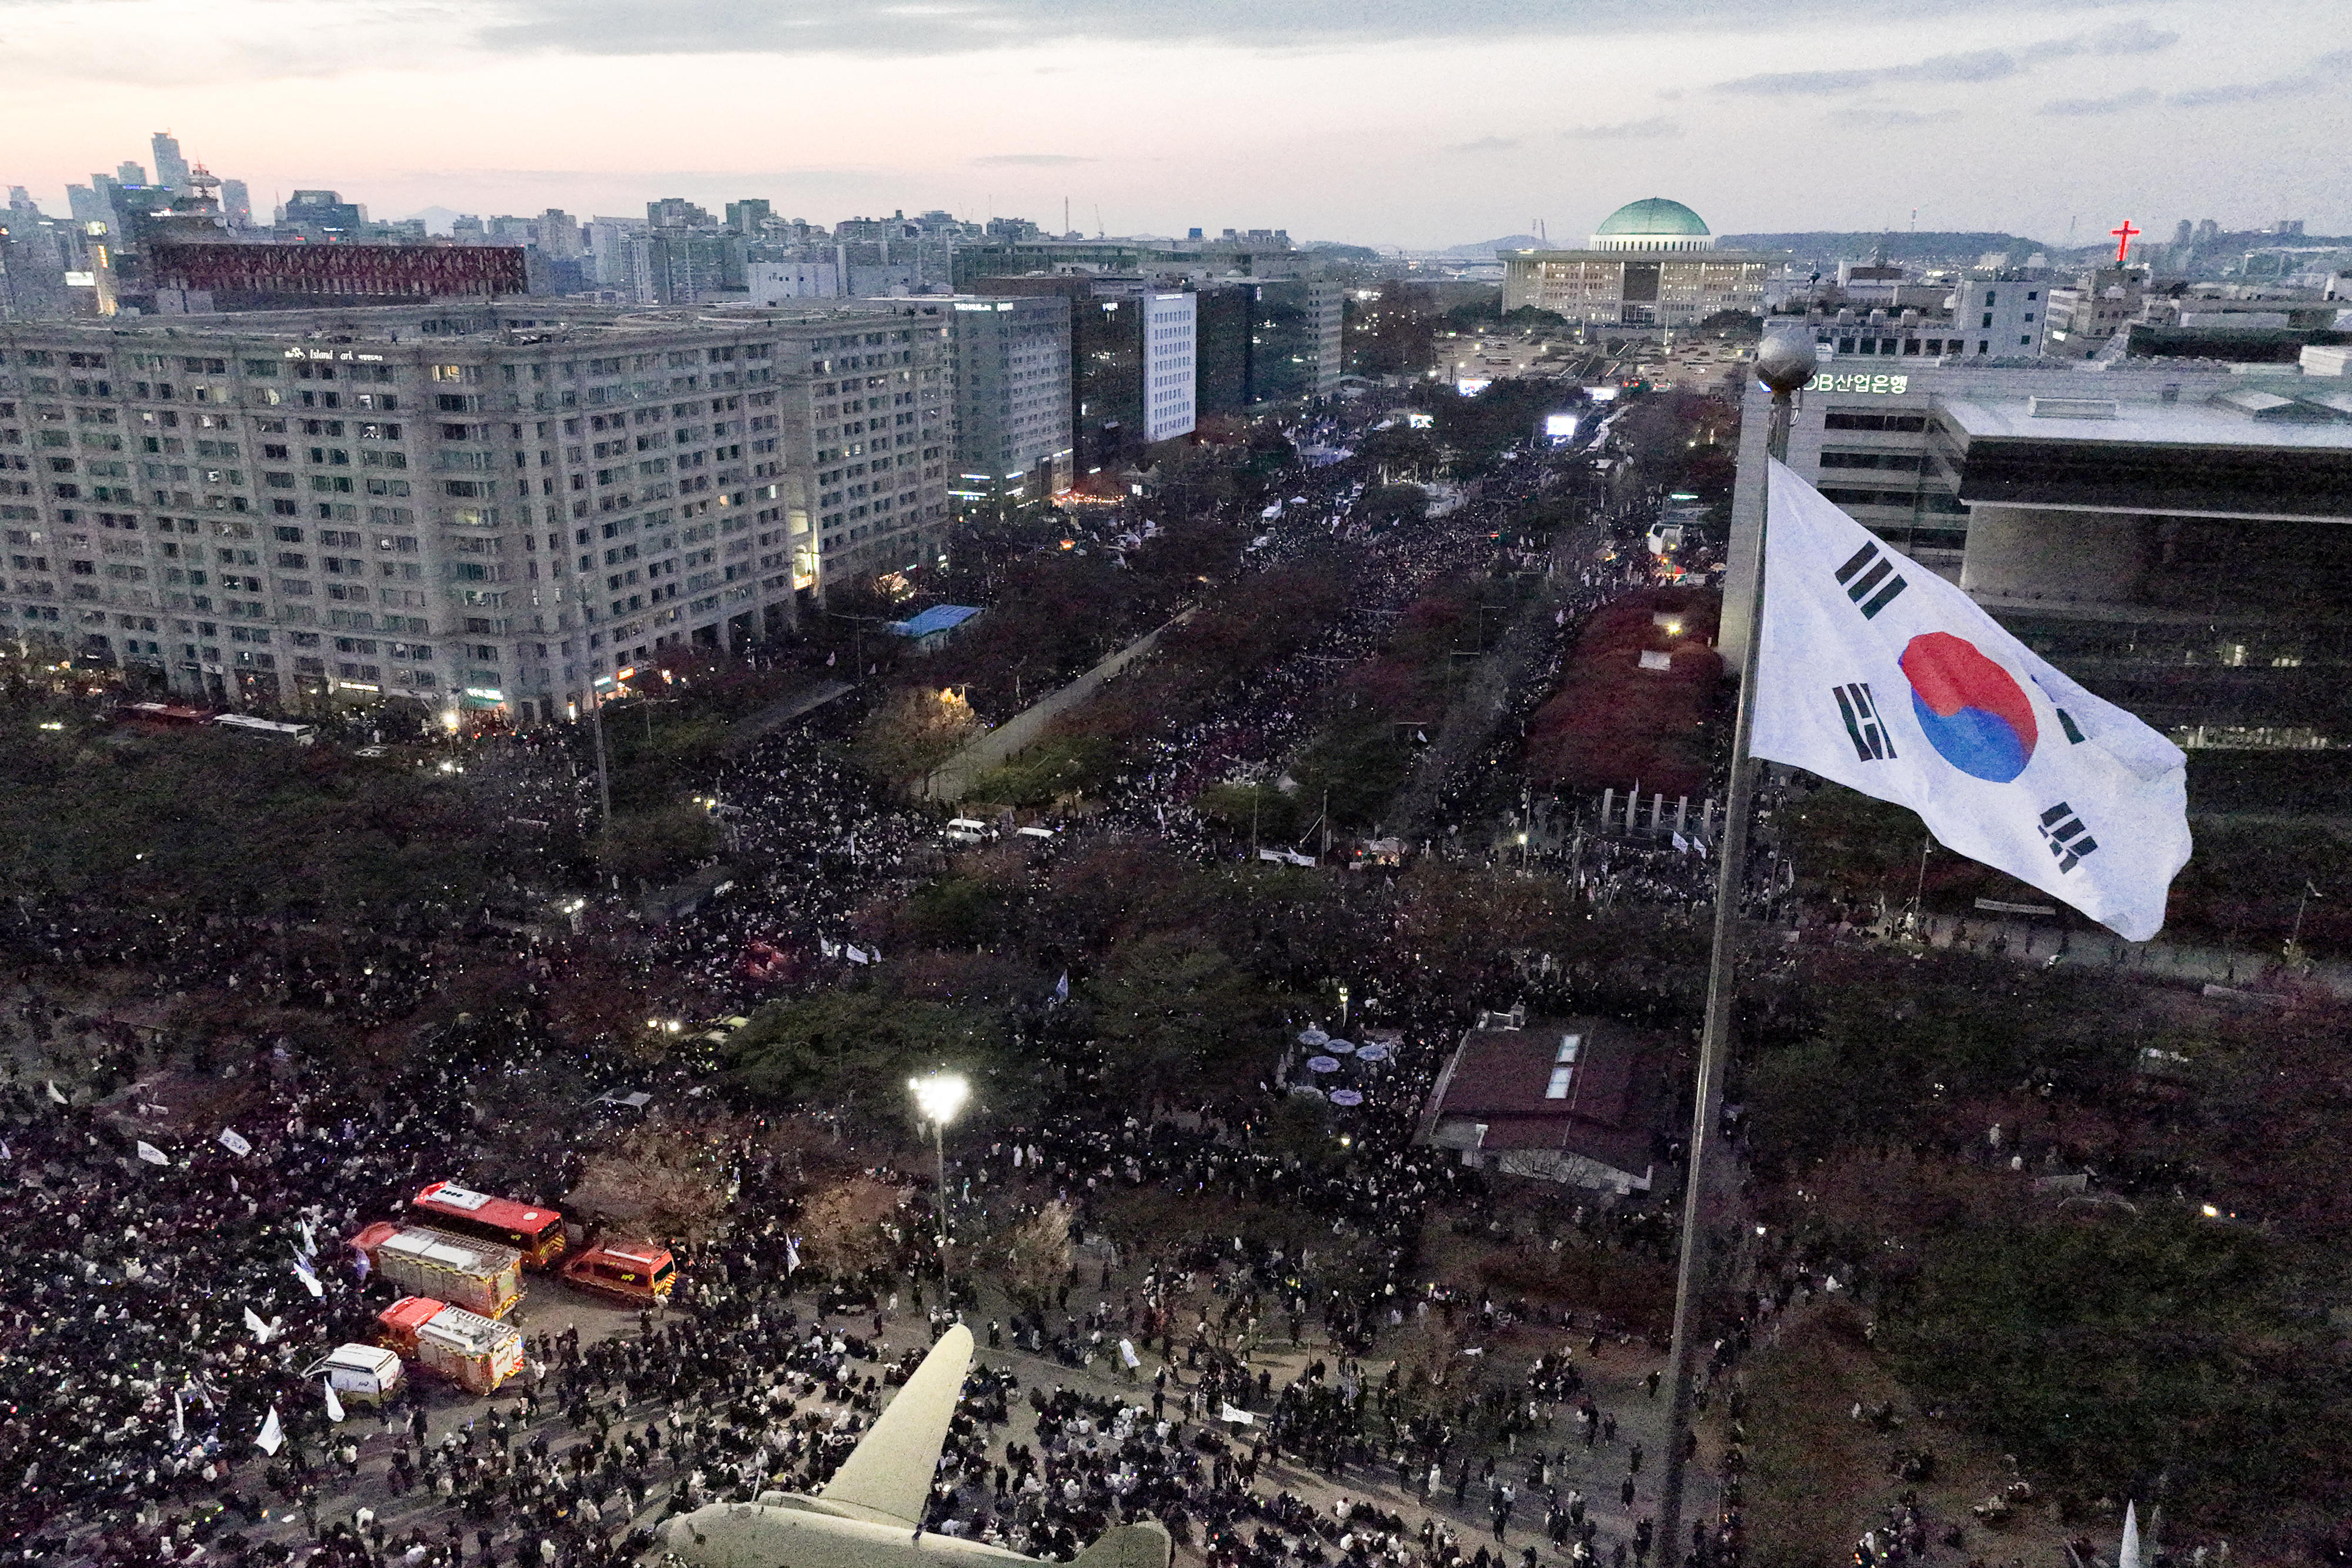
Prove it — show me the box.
[3,0,2345,247]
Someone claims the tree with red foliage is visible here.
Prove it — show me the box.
[1525,587,1725,797]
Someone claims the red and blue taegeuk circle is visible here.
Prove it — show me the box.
[1899,631,2037,782]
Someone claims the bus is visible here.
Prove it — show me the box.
[409,1181,567,1269]
[211,713,318,745]
[120,702,214,728]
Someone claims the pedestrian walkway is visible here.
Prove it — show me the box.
[1888,908,2352,998]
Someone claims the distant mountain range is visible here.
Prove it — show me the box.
[403,206,460,236]
[1718,231,2047,263]
[1444,234,1545,257]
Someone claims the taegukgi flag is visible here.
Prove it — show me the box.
[1749,461,2190,941]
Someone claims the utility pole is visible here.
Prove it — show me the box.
[590,687,613,833]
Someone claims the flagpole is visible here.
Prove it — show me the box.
[1655,333,1818,1567]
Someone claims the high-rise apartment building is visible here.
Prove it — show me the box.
[150,133,191,193]
[0,300,951,720]
[946,295,1073,503]
[220,180,252,229]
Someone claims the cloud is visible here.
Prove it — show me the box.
[2168,47,2352,106]
[457,0,2152,58]
[1718,68,1879,95]
[1827,106,1964,126]
[2028,19,2179,59]
[970,153,1094,166]
[1720,48,2018,94]
[1716,21,2176,97]
[1559,116,1682,139]
[2040,87,2158,115]
[1444,136,1521,153]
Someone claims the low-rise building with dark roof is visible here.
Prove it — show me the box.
[1416,1011,1670,1195]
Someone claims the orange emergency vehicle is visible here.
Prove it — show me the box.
[409,1181,567,1269]
[559,1239,679,1304]
[376,1296,526,1395]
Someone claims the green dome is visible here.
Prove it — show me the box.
[1595,198,1709,238]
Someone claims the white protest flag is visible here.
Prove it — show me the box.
[135,1141,171,1167]
[784,1235,801,1276]
[218,1128,253,1157]
[172,1390,186,1443]
[1218,1402,1255,1426]
[323,1380,346,1424]
[1120,1339,1140,1369]
[255,1406,284,1455]
[844,944,870,965]
[46,1081,66,1105]
[1749,461,2189,941]
[292,1256,323,1298]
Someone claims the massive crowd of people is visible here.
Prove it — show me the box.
[0,391,1830,1568]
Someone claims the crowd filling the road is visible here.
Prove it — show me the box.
[0,383,1862,1568]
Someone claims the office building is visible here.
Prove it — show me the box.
[947,295,1073,503]
[1140,290,1197,443]
[1501,197,1772,330]
[968,276,1209,477]
[745,261,842,303]
[951,228,1299,291]
[1725,355,2352,760]
[2044,268,2146,358]
[279,190,364,237]
[1948,276,2049,357]
[1249,276,1345,403]
[646,230,746,306]
[0,300,951,718]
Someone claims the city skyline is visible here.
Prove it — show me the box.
[3,0,2346,249]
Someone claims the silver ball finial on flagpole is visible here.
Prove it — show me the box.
[1753,331,1818,395]
[1754,331,1816,462]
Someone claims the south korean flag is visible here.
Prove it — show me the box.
[1749,460,2190,941]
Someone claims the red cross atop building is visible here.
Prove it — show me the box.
[2109,219,2141,265]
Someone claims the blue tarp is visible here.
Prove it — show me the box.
[887,604,983,638]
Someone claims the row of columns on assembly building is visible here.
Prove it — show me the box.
[1599,787,1712,839]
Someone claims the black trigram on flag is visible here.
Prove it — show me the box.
[1832,540,1909,618]
[2037,801,2100,873]
[1832,681,1896,761]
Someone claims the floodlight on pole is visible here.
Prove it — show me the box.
[909,1072,968,1265]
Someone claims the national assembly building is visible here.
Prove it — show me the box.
[1501,198,1774,332]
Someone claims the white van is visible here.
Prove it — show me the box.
[943,817,989,845]
[306,1343,404,1402]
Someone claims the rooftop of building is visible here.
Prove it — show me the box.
[1933,382,2352,452]
[1595,197,1709,239]
[0,299,944,347]
[1416,1013,1669,1180]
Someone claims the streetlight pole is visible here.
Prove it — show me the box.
[909,1071,968,1272]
